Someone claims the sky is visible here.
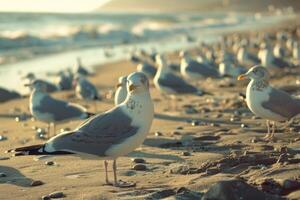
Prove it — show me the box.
[0,0,110,13]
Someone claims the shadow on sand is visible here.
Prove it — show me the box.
[0,165,34,187]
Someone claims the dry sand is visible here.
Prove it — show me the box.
[1,28,300,199]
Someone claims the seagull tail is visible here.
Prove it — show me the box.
[6,144,74,156]
[7,144,45,156]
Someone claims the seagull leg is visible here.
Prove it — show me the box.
[103,160,111,185]
[270,121,276,140]
[263,120,271,139]
[47,123,51,138]
[112,159,136,188]
[53,123,56,136]
[112,159,118,186]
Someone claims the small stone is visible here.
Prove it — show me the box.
[132,164,147,171]
[45,161,54,166]
[0,172,7,177]
[182,151,191,156]
[131,158,145,164]
[191,120,200,126]
[185,107,198,114]
[155,131,163,136]
[41,195,50,200]
[172,131,181,136]
[36,128,47,139]
[210,123,219,127]
[0,135,7,141]
[206,168,220,175]
[176,126,183,130]
[251,137,258,143]
[241,124,248,128]
[48,191,64,198]
[233,110,241,116]
[60,128,71,133]
[31,180,44,186]
[0,157,9,161]
[230,117,240,122]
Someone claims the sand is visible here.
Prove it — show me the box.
[1,27,300,199]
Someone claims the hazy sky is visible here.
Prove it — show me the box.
[0,0,110,13]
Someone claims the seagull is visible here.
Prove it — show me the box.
[237,65,300,140]
[26,80,93,137]
[237,44,260,66]
[0,87,21,102]
[293,42,300,60]
[9,72,154,188]
[180,51,219,81]
[74,76,101,110]
[273,42,286,58]
[258,43,290,68]
[22,73,58,93]
[137,62,157,79]
[219,58,246,77]
[56,71,73,91]
[154,54,204,95]
[114,76,127,105]
[76,57,90,76]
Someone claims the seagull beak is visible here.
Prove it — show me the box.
[128,84,137,92]
[237,74,247,81]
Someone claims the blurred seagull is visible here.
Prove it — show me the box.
[74,75,101,110]
[0,87,21,102]
[26,80,93,137]
[180,51,219,81]
[238,65,300,140]
[22,73,58,93]
[137,62,157,79]
[76,57,90,76]
[9,72,154,188]
[114,76,127,105]
[237,44,260,66]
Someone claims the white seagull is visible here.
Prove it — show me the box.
[238,65,300,140]
[114,76,128,105]
[26,80,93,137]
[10,72,154,188]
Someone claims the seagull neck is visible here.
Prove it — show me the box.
[250,79,269,91]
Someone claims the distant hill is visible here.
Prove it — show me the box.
[98,0,300,13]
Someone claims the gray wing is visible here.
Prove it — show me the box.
[140,63,157,77]
[35,95,86,121]
[187,61,219,77]
[262,87,300,119]
[48,107,139,156]
[80,80,99,99]
[158,73,198,94]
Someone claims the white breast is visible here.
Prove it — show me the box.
[30,91,55,122]
[246,82,286,121]
[106,93,154,158]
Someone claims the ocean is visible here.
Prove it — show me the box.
[0,11,296,92]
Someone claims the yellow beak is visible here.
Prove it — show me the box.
[237,74,247,81]
[116,83,122,89]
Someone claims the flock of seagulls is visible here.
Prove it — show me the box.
[5,26,300,187]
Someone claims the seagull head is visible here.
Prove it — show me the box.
[127,72,149,94]
[24,80,47,92]
[116,76,127,89]
[237,65,270,81]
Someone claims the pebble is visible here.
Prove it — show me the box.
[45,161,55,166]
[48,191,64,198]
[251,137,258,143]
[191,120,200,126]
[0,135,7,141]
[176,126,183,130]
[41,196,51,200]
[155,131,163,136]
[0,172,7,177]
[131,158,145,164]
[172,131,181,136]
[132,164,147,171]
[30,180,44,186]
[185,107,198,114]
[240,123,248,128]
[0,157,9,161]
[182,151,191,156]
[36,128,47,139]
